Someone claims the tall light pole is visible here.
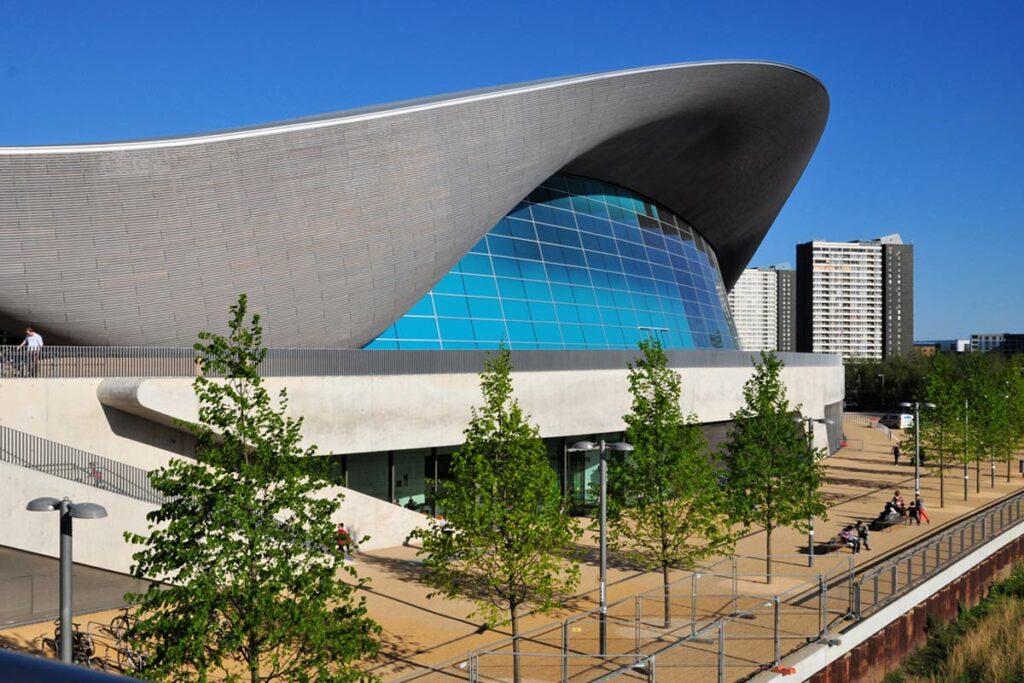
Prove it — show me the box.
[877,373,886,410]
[899,401,936,497]
[26,496,107,663]
[793,416,833,568]
[569,439,633,657]
[964,398,970,501]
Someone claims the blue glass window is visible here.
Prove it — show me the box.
[363,174,739,350]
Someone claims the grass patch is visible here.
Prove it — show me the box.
[883,563,1024,683]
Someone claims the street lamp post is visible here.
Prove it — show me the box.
[877,373,886,410]
[964,398,970,501]
[793,416,833,568]
[899,401,936,498]
[26,496,108,664]
[568,439,633,657]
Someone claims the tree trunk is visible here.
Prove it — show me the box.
[511,607,521,683]
[765,526,773,584]
[662,565,671,628]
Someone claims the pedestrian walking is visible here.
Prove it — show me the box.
[336,522,352,555]
[892,444,901,465]
[855,520,871,551]
[915,494,930,525]
[18,327,43,377]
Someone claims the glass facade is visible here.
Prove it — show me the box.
[366,174,739,350]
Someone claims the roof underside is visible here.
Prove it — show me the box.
[0,61,828,347]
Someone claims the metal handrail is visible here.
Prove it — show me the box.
[0,345,839,380]
[0,425,165,505]
[853,488,1024,619]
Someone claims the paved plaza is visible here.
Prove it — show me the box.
[2,414,1022,681]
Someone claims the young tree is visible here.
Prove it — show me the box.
[720,352,828,582]
[410,347,580,683]
[606,339,736,625]
[922,352,961,507]
[125,295,380,683]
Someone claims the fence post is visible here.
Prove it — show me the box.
[874,573,879,607]
[853,580,862,620]
[561,620,569,683]
[467,651,476,683]
[731,555,738,613]
[891,565,897,597]
[691,573,699,638]
[634,596,641,654]
[646,655,656,683]
[718,622,725,683]
[773,595,781,665]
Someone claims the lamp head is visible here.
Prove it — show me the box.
[898,402,912,409]
[569,440,596,452]
[69,503,108,520]
[608,442,634,452]
[815,418,835,425]
[924,402,937,409]
[26,497,62,512]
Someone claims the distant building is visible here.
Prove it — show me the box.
[728,266,796,352]
[914,339,970,356]
[796,234,913,359]
[971,334,1024,355]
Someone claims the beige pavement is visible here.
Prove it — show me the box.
[3,414,1022,682]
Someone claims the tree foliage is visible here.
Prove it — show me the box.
[720,352,828,581]
[606,339,736,622]
[410,347,580,681]
[125,295,380,683]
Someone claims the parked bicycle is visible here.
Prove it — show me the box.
[42,620,96,665]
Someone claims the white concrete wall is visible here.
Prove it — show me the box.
[0,461,425,576]
[0,460,155,574]
[0,363,841,569]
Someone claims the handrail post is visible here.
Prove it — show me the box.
[818,574,828,637]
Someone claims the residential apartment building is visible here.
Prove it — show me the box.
[796,234,913,359]
[727,266,796,352]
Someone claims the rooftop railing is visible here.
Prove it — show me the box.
[0,345,840,380]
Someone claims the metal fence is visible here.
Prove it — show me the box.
[0,425,165,505]
[394,554,855,683]
[853,489,1024,619]
[395,487,1024,683]
[0,346,839,380]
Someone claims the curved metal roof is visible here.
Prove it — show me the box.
[0,61,827,347]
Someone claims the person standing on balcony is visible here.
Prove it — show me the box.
[18,327,43,377]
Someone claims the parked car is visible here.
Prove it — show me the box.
[880,413,914,429]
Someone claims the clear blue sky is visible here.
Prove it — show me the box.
[2,1,1021,340]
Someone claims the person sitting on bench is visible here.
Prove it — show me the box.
[891,490,906,516]
[838,525,861,553]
